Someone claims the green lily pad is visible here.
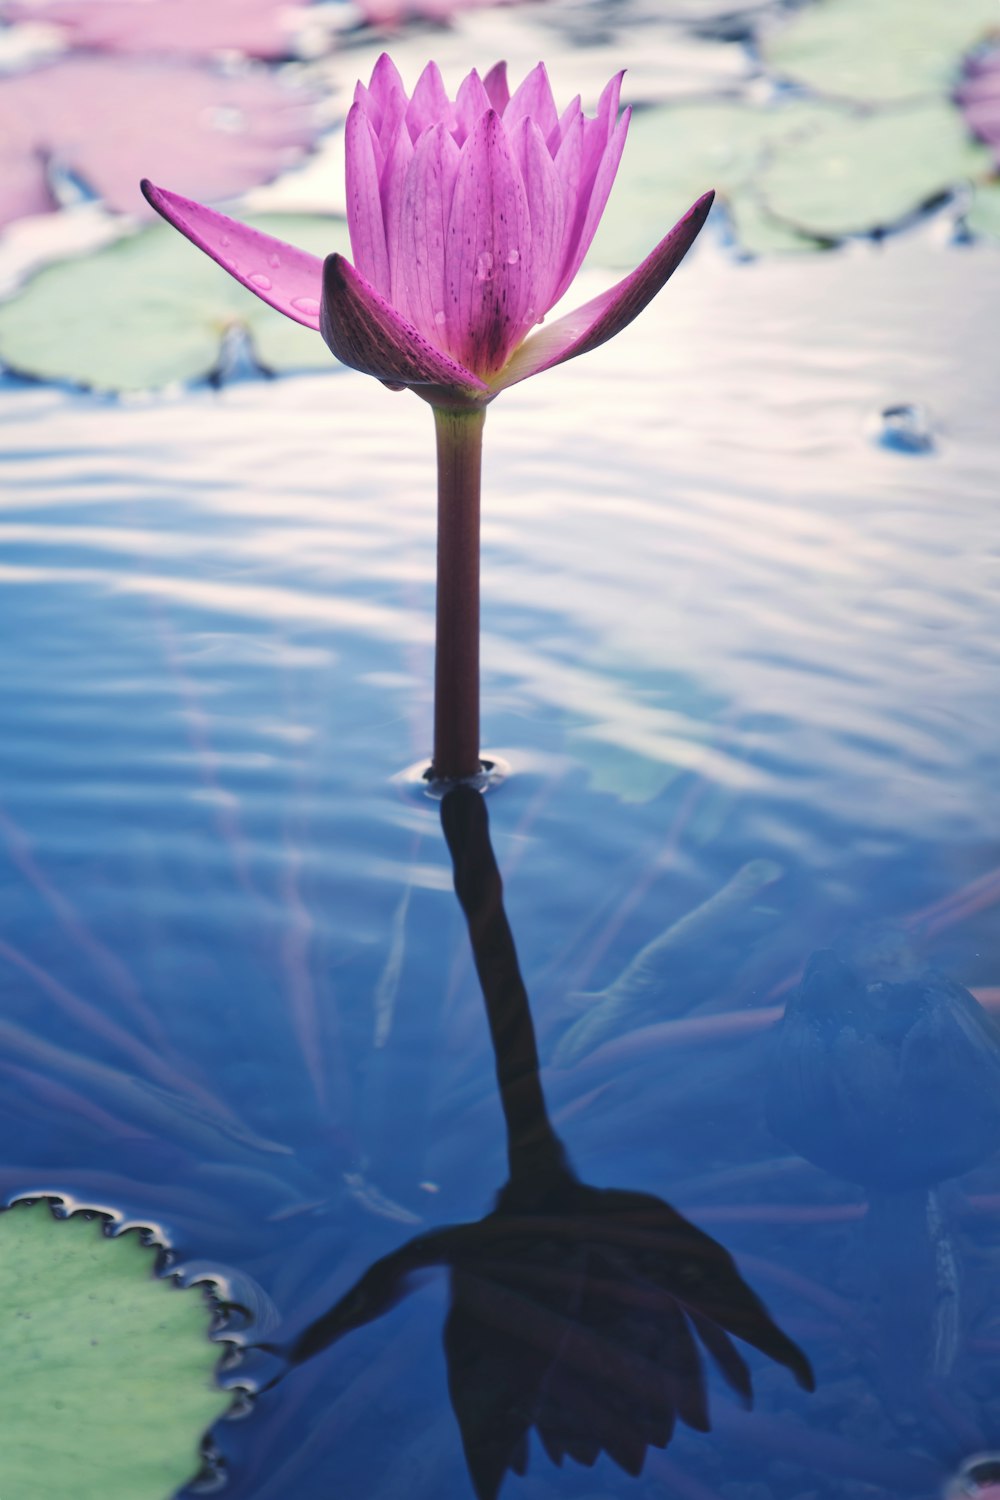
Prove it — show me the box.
[0,213,349,391]
[759,101,992,238]
[761,0,999,103]
[0,1200,230,1499]
[589,98,837,265]
[966,180,1000,239]
[725,187,833,255]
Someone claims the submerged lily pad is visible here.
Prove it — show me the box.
[588,98,837,265]
[0,1200,229,1498]
[761,0,999,104]
[0,214,349,389]
[759,101,991,238]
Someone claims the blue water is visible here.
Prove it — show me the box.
[2,229,999,1499]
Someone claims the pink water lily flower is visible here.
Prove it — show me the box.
[142,54,713,405]
[143,54,713,784]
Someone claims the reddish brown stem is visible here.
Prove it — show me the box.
[431,405,486,780]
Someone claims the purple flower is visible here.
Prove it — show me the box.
[142,55,713,406]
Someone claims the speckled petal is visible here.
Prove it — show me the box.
[493,190,714,392]
[344,103,390,293]
[321,253,488,394]
[140,180,323,328]
[445,108,532,377]
[399,123,461,344]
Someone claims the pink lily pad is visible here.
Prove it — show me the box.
[0,0,308,60]
[354,0,514,26]
[956,47,1000,165]
[0,55,320,232]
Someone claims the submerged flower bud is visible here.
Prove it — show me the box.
[142,55,713,405]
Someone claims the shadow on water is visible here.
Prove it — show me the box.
[264,786,814,1499]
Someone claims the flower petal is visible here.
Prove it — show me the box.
[483,61,510,115]
[398,122,461,343]
[551,104,584,280]
[504,61,559,142]
[382,121,414,308]
[406,61,451,139]
[492,190,714,392]
[321,253,488,394]
[367,53,406,126]
[557,72,625,297]
[511,116,565,317]
[551,105,630,305]
[344,103,390,293]
[140,180,323,328]
[453,69,492,146]
[445,108,532,377]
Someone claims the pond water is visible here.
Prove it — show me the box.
[2,3,1000,1498]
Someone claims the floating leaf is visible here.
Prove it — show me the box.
[0,214,348,389]
[761,0,999,104]
[0,0,309,59]
[0,55,320,231]
[588,99,836,265]
[965,180,1000,239]
[0,1200,229,1498]
[758,101,992,239]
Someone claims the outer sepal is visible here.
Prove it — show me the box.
[320,253,489,396]
[140,179,324,329]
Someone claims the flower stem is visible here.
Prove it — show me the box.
[431,405,486,781]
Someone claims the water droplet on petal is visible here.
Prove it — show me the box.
[220,234,231,248]
[434,310,446,326]
[291,296,320,317]
[249,273,272,291]
[522,306,535,326]
[869,402,934,454]
[476,252,494,283]
[506,248,520,265]
[267,253,281,269]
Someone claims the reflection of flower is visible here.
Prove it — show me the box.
[284,1177,814,1500]
[0,0,307,60]
[143,55,713,403]
[274,789,813,1500]
[0,55,319,231]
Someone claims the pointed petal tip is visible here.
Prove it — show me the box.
[140,177,170,216]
